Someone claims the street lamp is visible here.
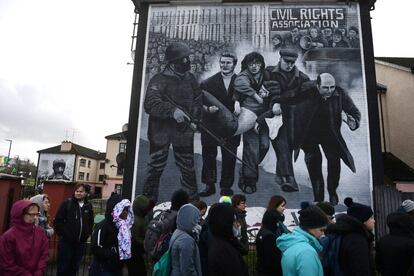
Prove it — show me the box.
[5,139,12,165]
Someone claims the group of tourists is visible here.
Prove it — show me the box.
[0,182,414,275]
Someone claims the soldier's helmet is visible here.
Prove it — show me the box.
[53,159,66,168]
[165,42,191,64]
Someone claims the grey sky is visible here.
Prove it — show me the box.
[0,0,411,163]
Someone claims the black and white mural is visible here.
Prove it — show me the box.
[37,153,75,187]
[132,3,372,208]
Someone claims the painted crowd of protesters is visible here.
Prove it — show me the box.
[271,25,361,53]
[145,32,236,82]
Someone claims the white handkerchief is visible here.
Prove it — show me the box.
[265,115,283,140]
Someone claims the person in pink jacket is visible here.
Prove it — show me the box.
[0,200,49,275]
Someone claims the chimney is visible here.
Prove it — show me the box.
[61,141,72,152]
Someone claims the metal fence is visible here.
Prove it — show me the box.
[45,230,259,276]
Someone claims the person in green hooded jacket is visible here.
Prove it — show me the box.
[127,194,152,275]
[276,204,329,276]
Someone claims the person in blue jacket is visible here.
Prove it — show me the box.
[170,203,202,276]
[276,204,329,276]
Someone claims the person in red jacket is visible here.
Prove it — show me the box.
[0,200,49,275]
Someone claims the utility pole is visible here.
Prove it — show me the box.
[5,139,12,165]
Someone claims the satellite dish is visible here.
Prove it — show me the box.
[122,123,128,133]
[116,152,126,170]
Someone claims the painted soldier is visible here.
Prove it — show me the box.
[294,73,361,205]
[199,52,240,197]
[47,159,70,180]
[142,42,202,202]
[261,48,310,192]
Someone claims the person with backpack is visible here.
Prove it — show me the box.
[128,194,152,275]
[169,204,202,276]
[207,203,249,276]
[89,194,133,275]
[54,183,94,276]
[144,189,189,262]
[323,197,375,276]
[376,211,414,276]
[276,204,329,276]
[256,195,289,276]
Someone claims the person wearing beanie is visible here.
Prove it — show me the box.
[142,40,202,203]
[401,199,414,216]
[316,201,335,221]
[323,197,375,276]
[276,204,328,276]
[219,195,232,205]
[207,203,249,276]
[376,212,414,276]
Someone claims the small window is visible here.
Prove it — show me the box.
[98,175,105,182]
[99,163,105,169]
[119,143,127,153]
[87,160,91,168]
[78,172,85,180]
[86,173,90,181]
[80,159,86,167]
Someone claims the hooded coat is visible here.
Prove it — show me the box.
[90,194,123,273]
[170,204,202,276]
[376,212,414,276]
[208,203,249,276]
[277,227,324,276]
[30,194,54,238]
[256,210,289,276]
[0,200,49,276]
[131,195,150,253]
[325,214,374,276]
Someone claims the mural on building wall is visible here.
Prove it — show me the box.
[37,154,75,188]
[133,2,371,208]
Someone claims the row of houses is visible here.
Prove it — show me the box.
[36,132,127,199]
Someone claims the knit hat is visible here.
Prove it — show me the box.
[316,201,335,218]
[344,197,373,223]
[170,189,189,211]
[219,196,232,205]
[402,199,414,213]
[298,203,329,229]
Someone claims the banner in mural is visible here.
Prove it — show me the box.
[133,2,371,208]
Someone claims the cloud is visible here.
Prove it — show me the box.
[0,78,75,144]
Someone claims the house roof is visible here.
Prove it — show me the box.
[383,152,414,182]
[38,143,106,160]
[375,57,414,72]
[105,132,127,140]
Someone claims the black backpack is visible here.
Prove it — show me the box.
[320,233,344,276]
[143,209,177,259]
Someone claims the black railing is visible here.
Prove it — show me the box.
[46,230,260,276]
